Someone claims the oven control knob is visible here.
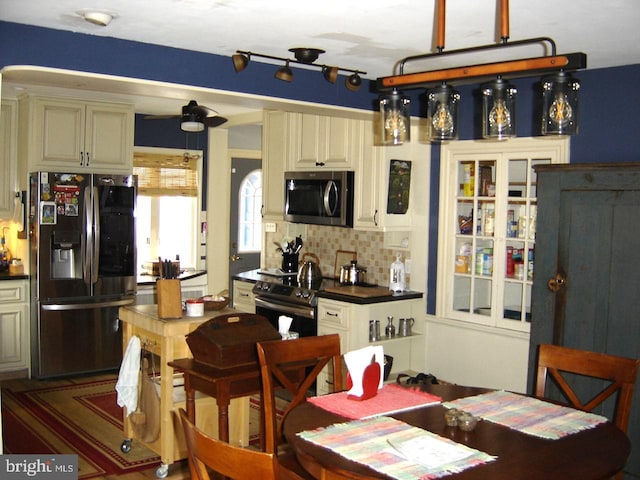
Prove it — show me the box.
[301,291,310,299]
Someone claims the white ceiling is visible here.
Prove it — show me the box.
[2,0,640,118]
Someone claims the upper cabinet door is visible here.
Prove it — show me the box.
[85,103,134,170]
[0,100,18,220]
[21,96,134,174]
[36,98,85,169]
[289,113,357,170]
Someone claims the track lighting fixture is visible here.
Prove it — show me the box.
[376,0,586,143]
[232,49,365,91]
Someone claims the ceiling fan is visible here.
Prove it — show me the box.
[144,100,228,131]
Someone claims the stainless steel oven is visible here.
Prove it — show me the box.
[252,280,318,338]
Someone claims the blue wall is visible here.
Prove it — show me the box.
[2,21,639,313]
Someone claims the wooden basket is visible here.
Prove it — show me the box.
[199,290,230,311]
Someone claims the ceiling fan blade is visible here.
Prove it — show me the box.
[191,104,218,118]
[203,116,228,127]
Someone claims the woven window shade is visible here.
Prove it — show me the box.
[133,152,199,197]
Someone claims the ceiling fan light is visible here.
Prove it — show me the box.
[181,120,205,132]
[323,66,338,84]
[232,53,250,72]
[275,61,293,82]
[346,73,362,91]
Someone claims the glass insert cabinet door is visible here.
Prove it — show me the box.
[437,139,568,332]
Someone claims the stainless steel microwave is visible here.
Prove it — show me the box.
[284,171,354,227]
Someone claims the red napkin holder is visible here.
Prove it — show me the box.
[346,361,381,401]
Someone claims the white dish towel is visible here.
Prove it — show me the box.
[115,335,141,416]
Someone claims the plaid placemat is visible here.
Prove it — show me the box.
[308,384,441,419]
[298,416,496,480]
[443,390,607,440]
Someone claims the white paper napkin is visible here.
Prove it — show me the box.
[344,345,384,397]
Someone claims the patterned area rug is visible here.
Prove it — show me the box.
[1,375,161,479]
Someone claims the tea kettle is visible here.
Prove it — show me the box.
[297,253,323,289]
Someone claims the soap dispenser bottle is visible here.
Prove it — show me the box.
[389,254,406,292]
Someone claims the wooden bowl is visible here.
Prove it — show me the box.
[199,295,230,311]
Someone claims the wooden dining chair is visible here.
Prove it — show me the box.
[257,334,344,479]
[535,343,640,433]
[178,408,279,480]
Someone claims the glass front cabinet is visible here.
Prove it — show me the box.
[436,139,568,332]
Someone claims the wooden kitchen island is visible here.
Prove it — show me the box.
[118,304,249,478]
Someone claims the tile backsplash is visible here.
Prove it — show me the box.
[264,222,409,288]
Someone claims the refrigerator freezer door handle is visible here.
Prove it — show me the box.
[41,297,135,311]
[92,186,100,284]
[84,186,93,284]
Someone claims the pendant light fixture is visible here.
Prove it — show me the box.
[482,77,517,140]
[541,71,580,135]
[232,49,365,91]
[427,82,460,141]
[375,0,587,142]
[380,89,411,144]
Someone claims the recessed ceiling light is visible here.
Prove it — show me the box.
[77,10,116,27]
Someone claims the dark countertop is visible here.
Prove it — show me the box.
[0,272,29,281]
[233,269,422,305]
[137,269,207,286]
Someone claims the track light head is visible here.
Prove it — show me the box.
[346,73,362,91]
[275,61,293,82]
[232,53,250,72]
[322,66,338,84]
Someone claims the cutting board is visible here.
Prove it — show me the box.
[323,285,393,298]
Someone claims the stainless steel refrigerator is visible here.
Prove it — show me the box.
[29,172,137,378]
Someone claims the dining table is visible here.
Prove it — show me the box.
[283,383,631,480]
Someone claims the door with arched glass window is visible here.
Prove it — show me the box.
[229,157,262,295]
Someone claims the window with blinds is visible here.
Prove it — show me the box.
[133,149,202,270]
[133,152,199,197]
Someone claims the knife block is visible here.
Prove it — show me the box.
[157,279,183,319]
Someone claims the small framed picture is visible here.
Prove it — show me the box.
[40,201,57,225]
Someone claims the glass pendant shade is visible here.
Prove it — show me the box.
[380,89,411,145]
[482,77,517,140]
[541,72,580,135]
[427,83,460,141]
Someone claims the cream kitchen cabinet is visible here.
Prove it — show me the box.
[354,121,428,231]
[288,113,362,170]
[436,138,568,333]
[316,296,423,395]
[0,279,29,374]
[0,99,18,220]
[232,280,256,313]
[261,110,288,220]
[19,96,134,174]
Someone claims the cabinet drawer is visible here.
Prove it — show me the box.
[233,280,256,313]
[318,300,350,327]
[0,282,26,304]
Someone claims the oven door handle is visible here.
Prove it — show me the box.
[254,297,314,319]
